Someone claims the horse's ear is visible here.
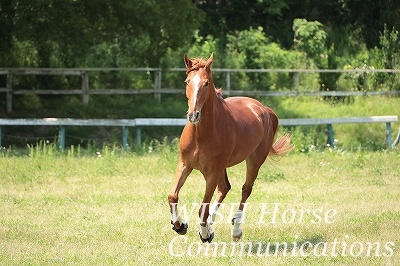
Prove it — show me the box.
[184,54,192,69]
[205,52,214,69]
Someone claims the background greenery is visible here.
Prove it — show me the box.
[0,0,399,150]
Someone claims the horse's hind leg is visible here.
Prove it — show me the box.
[168,160,193,235]
[232,146,270,241]
[231,164,259,241]
[208,169,231,224]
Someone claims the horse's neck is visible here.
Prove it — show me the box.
[196,84,221,134]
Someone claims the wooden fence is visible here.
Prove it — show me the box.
[1,68,400,112]
[0,116,398,150]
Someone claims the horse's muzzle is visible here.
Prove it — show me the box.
[187,110,201,124]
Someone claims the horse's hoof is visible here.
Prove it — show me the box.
[231,218,242,242]
[172,222,188,235]
[199,232,214,243]
[232,231,242,242]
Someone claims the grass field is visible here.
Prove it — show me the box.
[0,144,399,265]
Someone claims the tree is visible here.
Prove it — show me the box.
[345,0,400,48]
[293,19,340,92]
[373,24,400,90]
[195,0,400,53]
[293,19,327,66]
[1,0,204,67]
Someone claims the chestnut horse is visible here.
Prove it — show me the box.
[168,53,293,243]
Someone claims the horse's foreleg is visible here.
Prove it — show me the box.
[198,173,220,243]
[208,169,231,224]
[168,160,192,235]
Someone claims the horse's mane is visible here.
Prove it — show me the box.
[186,58,208,74]
[215,87,223,97]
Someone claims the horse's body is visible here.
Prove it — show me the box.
[168,53,293,242]
[181,96,278,170]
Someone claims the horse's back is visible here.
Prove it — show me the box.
[224,96,277,130]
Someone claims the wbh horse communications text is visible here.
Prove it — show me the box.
[167,53,294,243]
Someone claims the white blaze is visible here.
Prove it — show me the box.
[192,74,201,108]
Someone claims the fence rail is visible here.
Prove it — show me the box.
[0,116,398,150]
[1,68,400,112]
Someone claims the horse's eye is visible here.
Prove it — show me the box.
[204,81,209,87]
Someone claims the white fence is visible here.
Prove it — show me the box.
[0,116,398,150]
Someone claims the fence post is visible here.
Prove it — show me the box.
[58,126,66,150]
[327,124,335,147]
[226,71,231,96]
[386,122,392,149]
[154,68,162,103]
[82,71,89,106]
[6,74,12,112]
[293,72,299,93]
[363,71,367,91]
[122,126,128,149]
[136,127,142,148]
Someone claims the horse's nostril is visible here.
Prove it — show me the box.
[187,111,201,124]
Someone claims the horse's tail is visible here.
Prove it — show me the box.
[270,133,294,156]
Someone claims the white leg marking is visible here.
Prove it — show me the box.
[208,201,219,224]
[200,223,213,239]
[232,210,243,241]
[171,213,183,225]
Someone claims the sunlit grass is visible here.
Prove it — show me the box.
[0,145,399,265]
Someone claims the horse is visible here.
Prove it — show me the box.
[168,53,293,243]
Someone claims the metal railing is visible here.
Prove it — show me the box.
[0,116,398,149]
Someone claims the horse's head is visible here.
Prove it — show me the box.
[183,53,214,124]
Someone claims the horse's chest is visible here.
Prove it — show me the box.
[181,139,226,171]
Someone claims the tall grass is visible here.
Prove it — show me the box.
[0,143,399,265]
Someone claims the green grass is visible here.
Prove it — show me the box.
[0,144,399,265]
[267,96,400,150]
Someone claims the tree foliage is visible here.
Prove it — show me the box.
[1,0,204,67]
[293,19,327,65]
[2,0,400,69]
[195,0,400,49]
